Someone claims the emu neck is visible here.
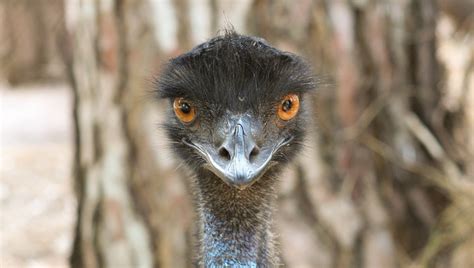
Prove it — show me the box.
[195,170,277,267]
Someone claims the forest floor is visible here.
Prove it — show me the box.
[0,83,75,268]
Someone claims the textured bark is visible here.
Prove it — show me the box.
[67,1,196,267]
[0,0,65,85]
[173,0,192,51]
[67,0,473,267]
[247,0,474,267]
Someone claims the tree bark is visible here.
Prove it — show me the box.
[0,0,65,85]
[248,0,474,267]
[67,1,193,267]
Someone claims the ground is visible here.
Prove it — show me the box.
[0,83,75,268]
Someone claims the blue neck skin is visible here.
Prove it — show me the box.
[195,172,276,267]
[201,212,259,267]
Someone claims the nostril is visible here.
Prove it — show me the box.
[218,147,231,161]
[249,146,260,162]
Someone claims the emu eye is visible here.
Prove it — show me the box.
[277,94,300,121]
[173,97,196,123]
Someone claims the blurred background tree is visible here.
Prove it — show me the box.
[2,0,472,267]
[0,0,65,85]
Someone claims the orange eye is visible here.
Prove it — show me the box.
[277,94,300,121]
[173,98,196,123]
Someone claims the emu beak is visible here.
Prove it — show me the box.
[184,119,291,190]
[210,122,268,189]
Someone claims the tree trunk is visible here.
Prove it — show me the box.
[0,0,65,85]
[248,0,474,267]
[66,0,473,267]
[66,1,192,267]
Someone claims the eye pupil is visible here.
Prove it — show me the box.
[282,100,292,112]
[180,102,191,113]
[173,98,196,123]
[277,94,299,121]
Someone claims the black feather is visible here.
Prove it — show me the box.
[156,30,316,114]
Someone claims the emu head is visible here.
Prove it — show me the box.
[157,32,315,190]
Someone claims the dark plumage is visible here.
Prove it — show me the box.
[156,30,315,267]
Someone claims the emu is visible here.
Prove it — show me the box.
[157,31,315,267]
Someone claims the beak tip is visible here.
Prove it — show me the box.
[225,172,259,190]
[234,184,249,191]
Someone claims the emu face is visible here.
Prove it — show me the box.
[158,33,314,189]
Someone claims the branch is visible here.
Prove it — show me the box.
[339,90,391,141]
[360,133,454,192]
[403,112,463,181]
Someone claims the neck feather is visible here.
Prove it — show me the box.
[194,170,278,267]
